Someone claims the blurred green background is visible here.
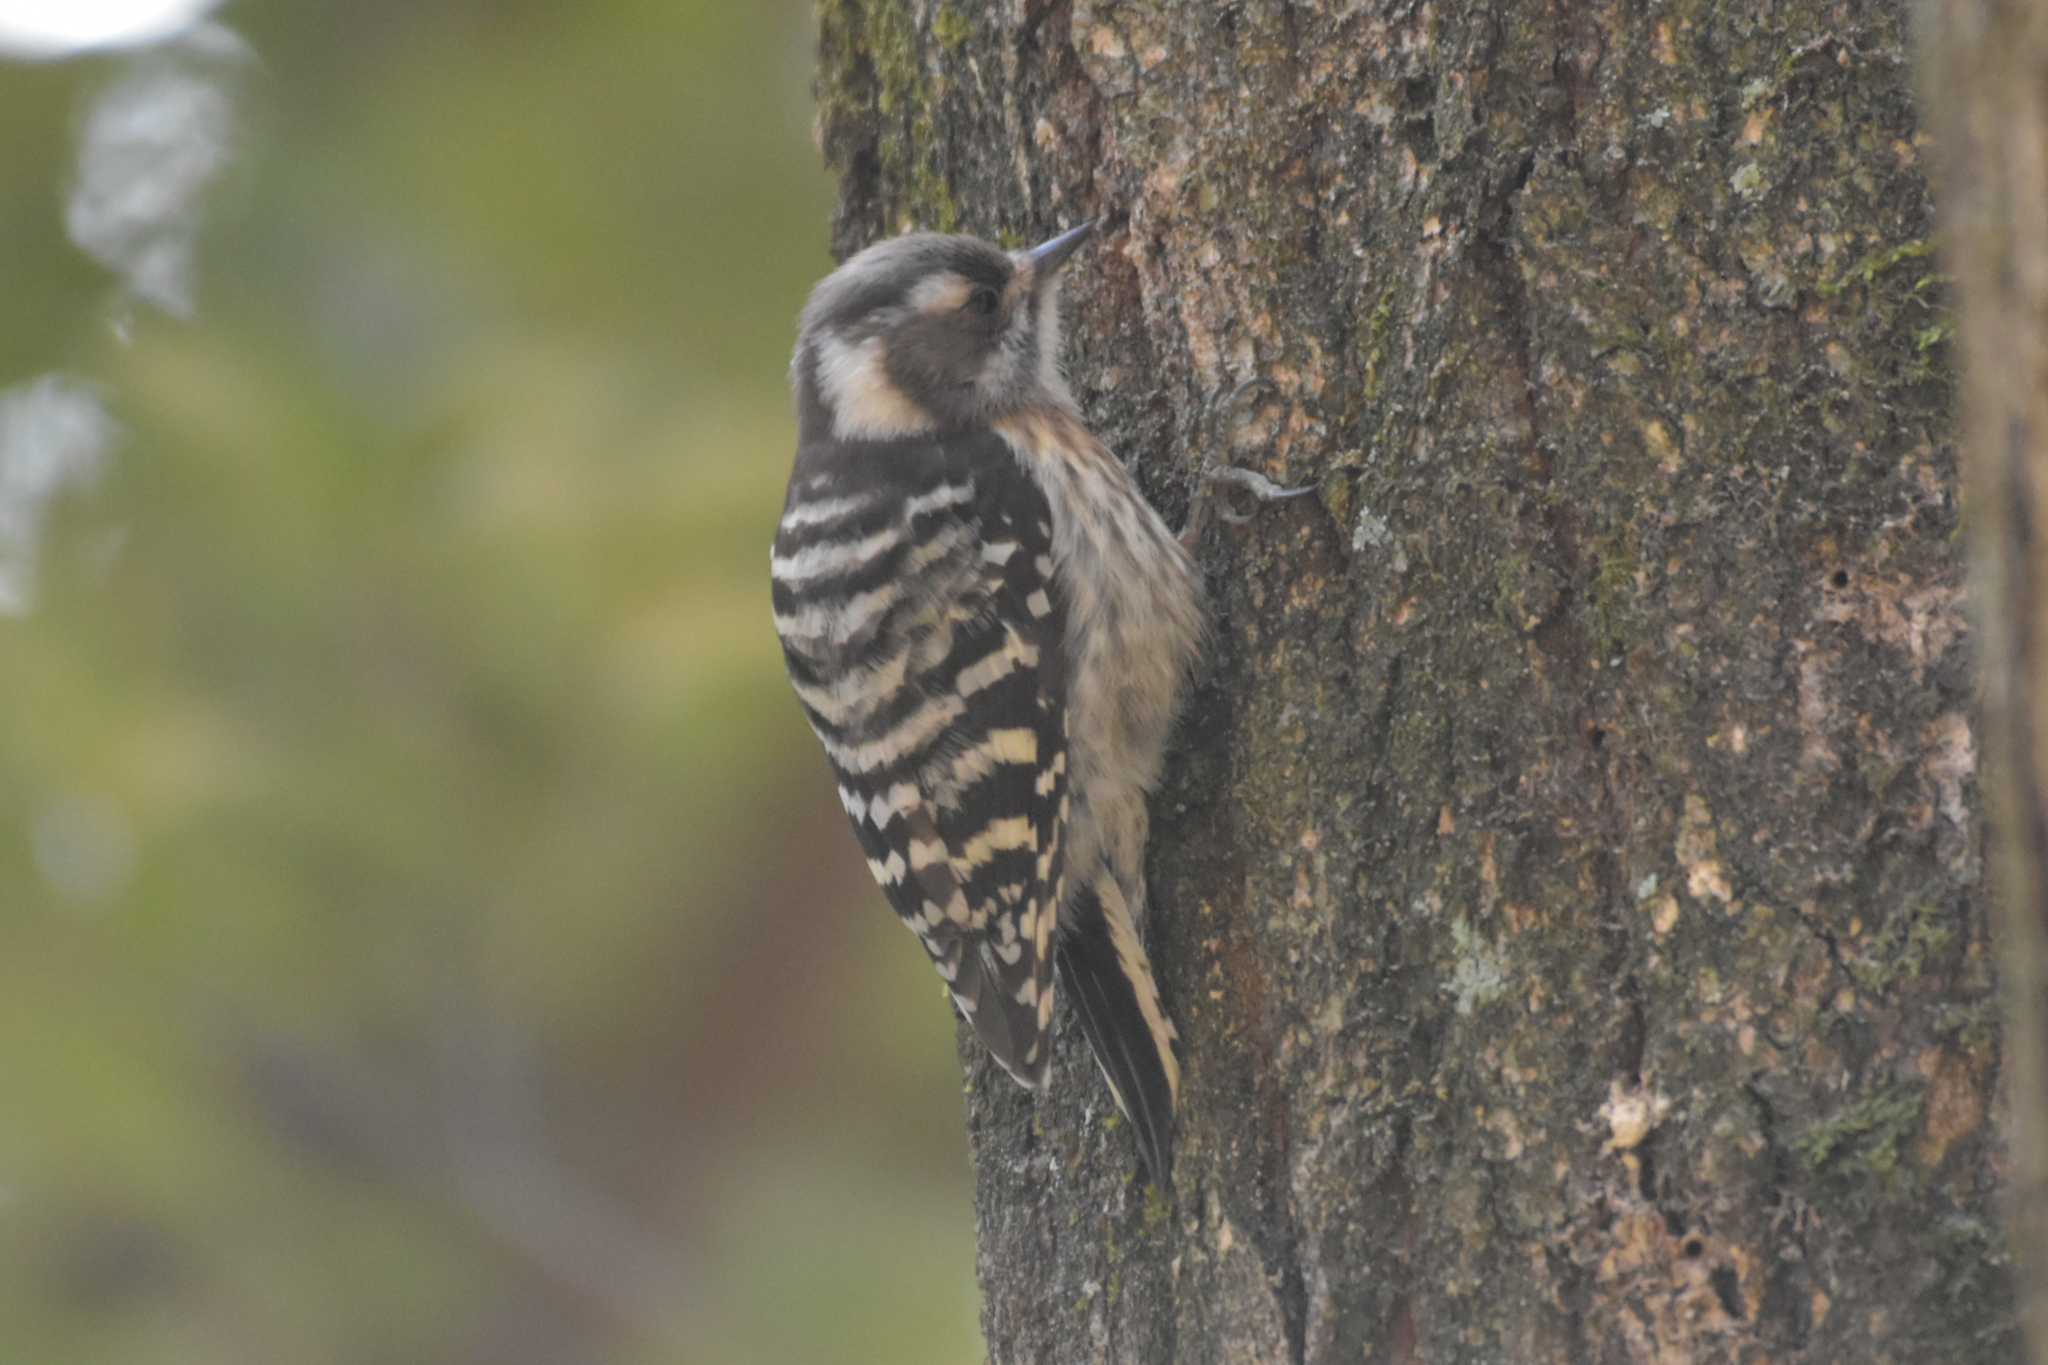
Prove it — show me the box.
[0,3,982,1361]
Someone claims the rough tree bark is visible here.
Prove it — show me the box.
[815,2,2012,1360]
[1921,4,2048,1360]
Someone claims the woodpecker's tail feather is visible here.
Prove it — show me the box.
[947,936,1053,1091]
[1057,877,1180,1185]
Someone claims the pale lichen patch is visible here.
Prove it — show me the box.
[1675,794,1732,904]
[1445,915,1509,1016]
[1600,1078,1671,1154]
[1649,894,1681,936]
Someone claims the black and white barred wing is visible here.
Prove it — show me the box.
[772,438,1067,1088]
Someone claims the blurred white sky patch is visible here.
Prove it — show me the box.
[0,0,218,59]
[33,790,137,906]
[67,29,244,317]
[0,376,118,616]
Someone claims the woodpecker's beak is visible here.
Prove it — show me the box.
[1023,221,1093,277]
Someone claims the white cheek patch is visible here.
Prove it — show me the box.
[815,332,936,442]
[908,271,973,314]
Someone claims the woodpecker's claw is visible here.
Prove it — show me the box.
[1180,464,1315,550]
[1203,464,1316,521]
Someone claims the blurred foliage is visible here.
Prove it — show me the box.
[0,3,982,1362]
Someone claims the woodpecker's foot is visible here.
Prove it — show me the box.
[1205,464,1316,517]
[1181,463,1316,550]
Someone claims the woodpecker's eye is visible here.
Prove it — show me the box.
[965,286,1000,317]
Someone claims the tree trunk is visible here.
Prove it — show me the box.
[1920,4,2048,1361]
[814,2,2013,1360]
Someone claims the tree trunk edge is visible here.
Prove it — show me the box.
[1919,1,2048,1359]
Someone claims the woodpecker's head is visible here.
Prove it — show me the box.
[792,222,1093,443]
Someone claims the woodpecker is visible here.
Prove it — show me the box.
[771,222,1202,1182]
